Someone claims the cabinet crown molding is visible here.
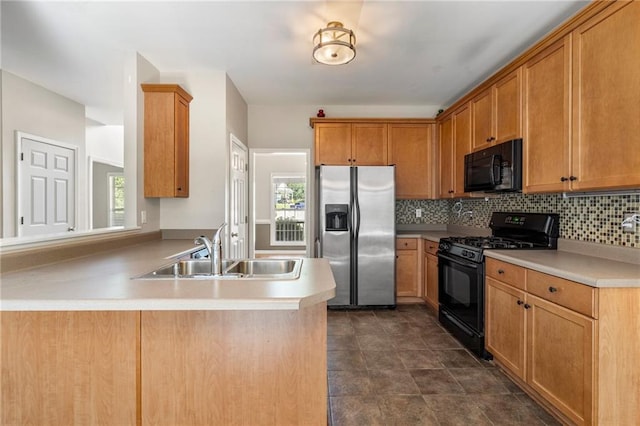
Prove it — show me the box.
[309,117,434,128]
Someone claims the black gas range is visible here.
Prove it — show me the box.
[437,212,559,359]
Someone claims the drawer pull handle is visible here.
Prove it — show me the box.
[517,300,524,306]
[524,303,531,309]
[548,286,558,293]
[497,269,505,274]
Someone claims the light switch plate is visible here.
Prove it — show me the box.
[416,208,422,218]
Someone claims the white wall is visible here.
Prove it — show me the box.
[1,70,87,237]
[86,124,124,166]
[248,104,441,151]
[157,71,229,230]
[253,152,307,221]
[226,75,248,145]
[123,53,161,232]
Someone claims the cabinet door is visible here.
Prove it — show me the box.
[494,69,522,144]
[453,104,471,197]
[141,307,327,425]
[471,88,493,150]
[396,249,418,297]
[423,254,438,310]
[523,36,571,193]
[438,116,454,198]
[571,1,640,191]
[388,124,433,199]
[314,123,352,166]
[352,123,388,165]
[174,95,190,197]
[527,294,595,426]
[485,277,526,381]
[1,311,138,425]
[142,85,192,198]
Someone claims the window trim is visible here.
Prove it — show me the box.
[269,173,306,247]
[107,172,125,228]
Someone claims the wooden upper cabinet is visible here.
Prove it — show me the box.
[314,122,352,166]
[494,69,522,143]
[388,123,434,199]
[471,88,493,150]
[471,69,522,150]
[571,1,640,191]
[142,84,193,198]
[438,103,471,199]
[453,103,471,197]
[438,115,454,198]
[523,36,572,193]
[314,122,387,166]
[352,123,388,165]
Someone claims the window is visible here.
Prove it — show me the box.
[108,173,125,227]
[270,174,306,246]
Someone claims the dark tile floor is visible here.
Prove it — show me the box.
[327,303,561,426]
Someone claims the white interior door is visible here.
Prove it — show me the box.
[229,135,248,259]
[18,132,77,237]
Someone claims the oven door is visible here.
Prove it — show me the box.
[437,251,484,333]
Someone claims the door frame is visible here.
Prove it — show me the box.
[248,149,311,258]
[87,156,124,230]
[16,131,79,237]
[227,133,249,258]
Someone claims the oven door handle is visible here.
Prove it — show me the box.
[437,252,480,269]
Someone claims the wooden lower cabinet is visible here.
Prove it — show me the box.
[1,305,328,426]
[527,295,595,425]
[1,311,139,425]
[485,277,526,381]
[140,305,327,425]
[485,258,640,425]
[422,241,439,309]
[396,238,420,297]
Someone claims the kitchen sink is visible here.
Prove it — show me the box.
[135,258,302,280]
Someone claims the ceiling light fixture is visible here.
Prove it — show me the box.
[313,21,356,65]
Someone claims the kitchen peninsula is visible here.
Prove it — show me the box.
[1,238,335,425]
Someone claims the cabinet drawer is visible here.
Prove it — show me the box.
[423,240,439,256]
[485,258,526,290]
[526,270,597,318]
[396,238,417,250]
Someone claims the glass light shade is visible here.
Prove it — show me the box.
[313,21,356,65]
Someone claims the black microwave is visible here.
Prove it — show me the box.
[464,138,522,192]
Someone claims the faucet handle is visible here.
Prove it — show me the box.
[213,222,228,244]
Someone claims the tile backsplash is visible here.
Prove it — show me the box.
[397,193,640,248]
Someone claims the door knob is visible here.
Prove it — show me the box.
[231,232,238,237]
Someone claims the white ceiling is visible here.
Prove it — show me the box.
[1,0,587,124]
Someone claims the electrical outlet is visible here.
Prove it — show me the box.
[622,212,637,234]
[416,208,422,218]
[141,210,147,224]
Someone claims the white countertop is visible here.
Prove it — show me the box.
[395,231,639,288]
[0,240,336,311]
[484,249,640,288]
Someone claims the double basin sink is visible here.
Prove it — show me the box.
[136,258,303,280]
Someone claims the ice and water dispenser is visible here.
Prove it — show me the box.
[325,204,348,231]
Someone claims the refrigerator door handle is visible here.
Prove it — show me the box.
[353,184,361,240]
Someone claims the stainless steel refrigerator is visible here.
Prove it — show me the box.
[315,166,396,307]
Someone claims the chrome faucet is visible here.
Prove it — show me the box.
[194,222,227,276]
